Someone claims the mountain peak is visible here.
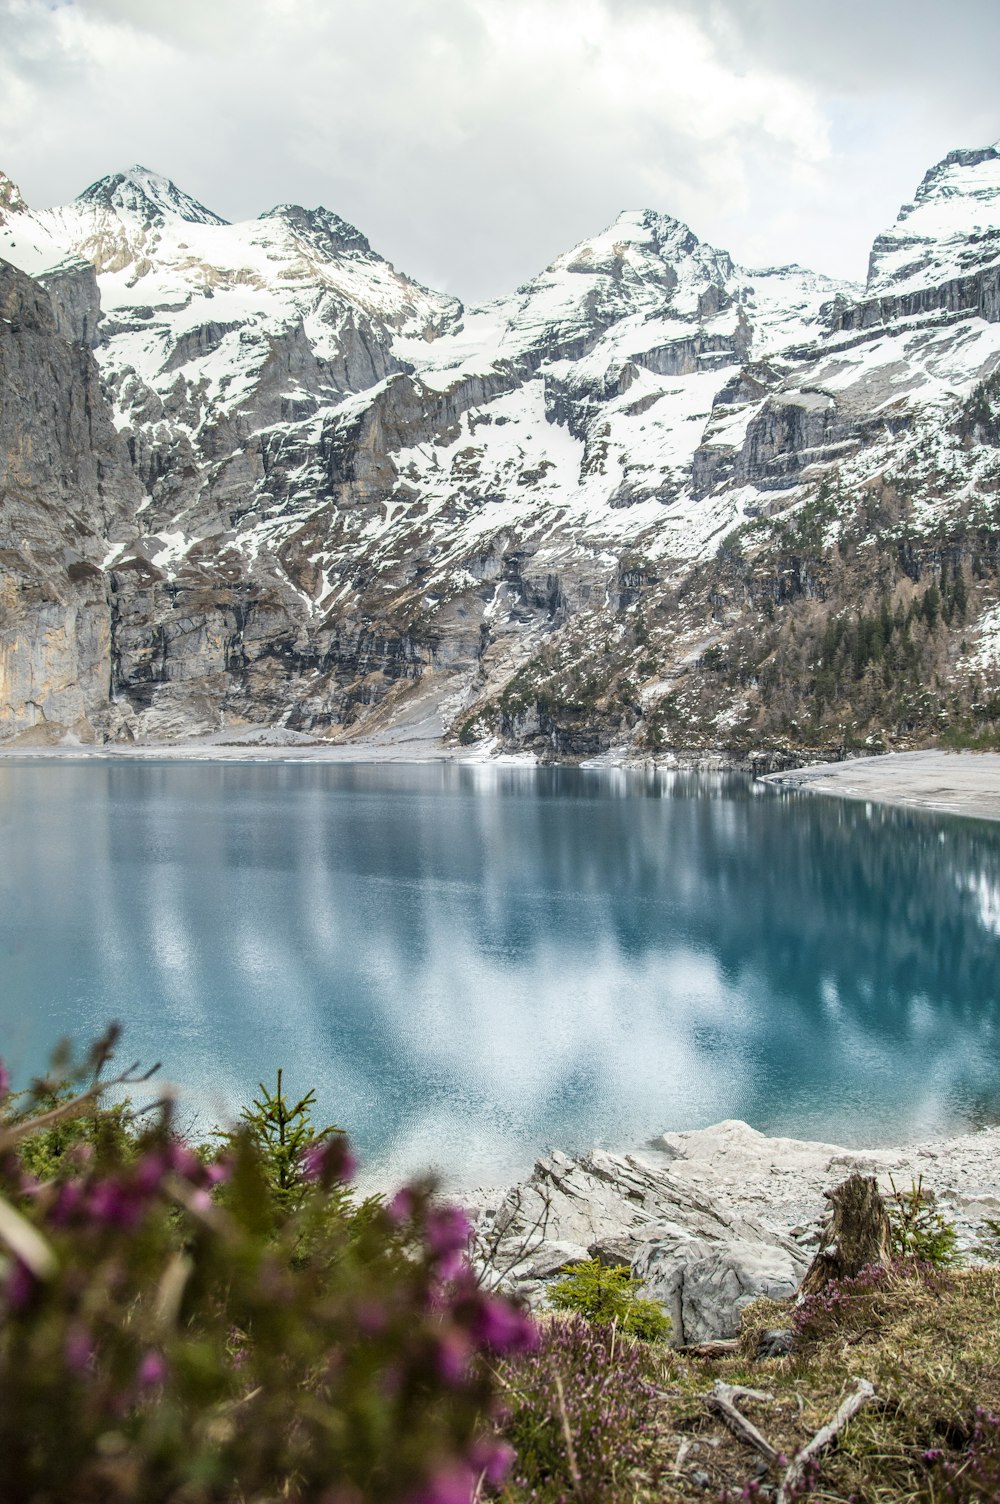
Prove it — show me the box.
[75,166,228,227]
[867,138,1000,295]
[552,205,732,290]
[0,170,27,222]
[614,207,687,233]
[259,202,373,258]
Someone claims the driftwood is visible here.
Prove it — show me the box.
[680,1337,741,1359]
[776,1378,877,1504]
[707,1381,780,1465]
[798,1174,892,1298]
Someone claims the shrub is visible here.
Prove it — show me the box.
[888,1175,960,1266]
[547,1257,670,1342]
[975,1217,1000,1261]
[215,1067,345,1219]
[0,1029,536,1502]
[495,1315,665,1503]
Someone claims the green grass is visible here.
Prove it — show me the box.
[497,1263,1000,1502]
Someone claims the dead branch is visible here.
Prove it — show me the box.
[776,1378,876,1504]
[471,1183,552,1290]
[681,1337,741,1359]
[154,1250,193,1329]
[708,1381,780,1465]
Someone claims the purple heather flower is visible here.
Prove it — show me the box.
[387,1186,416,1224]
[407,1465,476,1504]
[0,1057,9,1100]
[432,1248,469,1283]
[88,1179,142,1228]
[426,1205,471,1257]
[471,1295,537,1353]
[166,1142,201,1180]
[424,1205,472,1279]
[923,1448,944,1464]
[432,1331,471,1386]
[302,1135,357,1186]
[136,1349,168,1387]
[64,1325,94,1376]
[133,1150,169,1194]
[470,1439,515,1487]
[6,1258,35,1311]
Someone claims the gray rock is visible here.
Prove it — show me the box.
[756,1328,795,1359]
[472,1146,808,1345]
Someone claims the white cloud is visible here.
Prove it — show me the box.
[0,0,997,298]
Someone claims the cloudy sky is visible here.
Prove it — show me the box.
[2,0,999,300]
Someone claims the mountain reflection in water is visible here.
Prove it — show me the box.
[0,760,997,1187]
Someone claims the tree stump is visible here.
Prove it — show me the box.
[797,1174,892,1298]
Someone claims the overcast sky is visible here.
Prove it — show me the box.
[2,0,999,300]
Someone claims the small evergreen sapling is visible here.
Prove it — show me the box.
[888,1175,960,1266]
[221,1067,343,1216]
[548,1257,670,1342]
[974,1217,1000,1262]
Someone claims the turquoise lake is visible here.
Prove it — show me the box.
[1,760,999,1187]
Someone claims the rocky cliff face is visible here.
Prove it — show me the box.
[2,148,1000,752]
[0,258,141,742]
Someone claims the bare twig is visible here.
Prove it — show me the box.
[0,1060,162,1154]
[471,1183,553,1290]
[216,1384,263,1415]
[708,1381,780,1465]
[776,1378,876,1504]
[553,1371,581,1492]
[673,1437,693,1474]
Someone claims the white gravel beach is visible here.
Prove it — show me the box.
[763,749,1000,823]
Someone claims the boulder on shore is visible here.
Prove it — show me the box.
[470,1118,1000,1344]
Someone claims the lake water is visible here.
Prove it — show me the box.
[1,759,999,1188]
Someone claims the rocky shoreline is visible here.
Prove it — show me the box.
[6,741,1000,827]
[467,1119,1000,1345]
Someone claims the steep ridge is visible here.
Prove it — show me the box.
[1,149,999,754]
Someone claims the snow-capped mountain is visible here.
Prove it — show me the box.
[867,143,1000,297]
[1,149,1000,755]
